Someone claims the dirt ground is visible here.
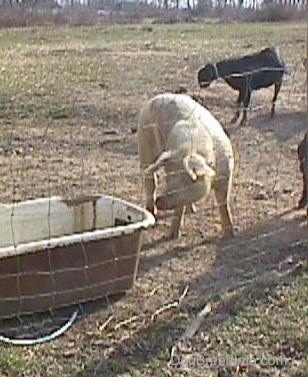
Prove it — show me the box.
[0,22,307,377]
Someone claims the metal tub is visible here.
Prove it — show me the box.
[0,195,155,319]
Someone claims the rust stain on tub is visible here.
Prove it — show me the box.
[62,195,99,233]
[62,195,100,207]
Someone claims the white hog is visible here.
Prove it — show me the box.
[137,92,234,239]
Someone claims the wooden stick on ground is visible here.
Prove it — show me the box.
[99,315,114,332]
[114,315,141,330]
[179,303,212,342]
[151,285,189,322]
[169,302,212,367]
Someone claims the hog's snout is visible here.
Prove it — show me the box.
[156,178,211,211]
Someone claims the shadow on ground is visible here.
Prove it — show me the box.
[75,208,308,376]
[0,294,126,341]
[244,111,306,141]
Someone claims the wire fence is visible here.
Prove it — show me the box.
[0,52,307,348]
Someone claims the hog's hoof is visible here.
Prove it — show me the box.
[186,203,197,214]
[222,227,235,239]
[270,109,275,119]
[146,203,157,217]
[166,230,181,241]
[240,118,247,127]
[156,196,168,211]
[230,115,238,124]
[297,197,307,210]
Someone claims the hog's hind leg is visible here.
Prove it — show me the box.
[214,179,234,238]
[168,206,185,240]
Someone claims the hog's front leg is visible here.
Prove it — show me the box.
[144,170,158,217]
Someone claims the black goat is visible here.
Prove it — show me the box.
[197,47,286,125]
[297,132,308,209]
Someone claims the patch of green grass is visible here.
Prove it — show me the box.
[201,265,308,373]
[0,347,36,377]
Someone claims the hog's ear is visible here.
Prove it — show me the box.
[144,150,173,175]
[183,154,215,181]
[145,146,187,175]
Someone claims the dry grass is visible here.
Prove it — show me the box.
[0,21,307,377]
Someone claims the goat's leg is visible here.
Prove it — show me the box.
[298,156,308,209]
[298,170,307,209]
[240,88,251,126]
[297,134,308,209]
[169,205,185,239]
[270,81,282,118]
